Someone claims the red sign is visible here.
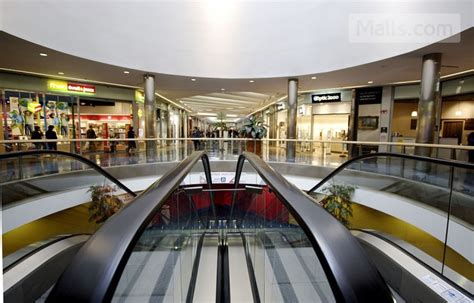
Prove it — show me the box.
[67,83,96,94]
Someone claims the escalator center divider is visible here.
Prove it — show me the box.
[239,232,261,303]
[186,232,206,303]
[216,240,230,303]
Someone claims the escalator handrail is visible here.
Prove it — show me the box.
[46,151,213,302]
[308,152,474,193]
[3,233,91,272]
[0,150,136,197]
[234,152,394,303]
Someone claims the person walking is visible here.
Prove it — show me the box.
[126,126,136,156]
[86,125,97,152]
[192,127,201,150]
[31,126,44,149]
[45,125,58,150]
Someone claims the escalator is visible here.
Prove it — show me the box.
[44,151,393,302]
[4,151,471,302]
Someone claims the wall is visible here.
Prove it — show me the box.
[392,102,418,138]
[358,104,380,141]
[441,100,474,145]
[79,102,131,115]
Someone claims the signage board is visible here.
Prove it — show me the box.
[276,103,286,111]
[135,90,145,103]
[47,80,96,95]
[311,93,341,103]
[356,87,382,104]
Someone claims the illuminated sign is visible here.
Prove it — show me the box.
[312,93,341,103]
[47,80,96,95]
[135,90,145,103]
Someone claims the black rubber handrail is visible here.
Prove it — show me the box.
[308,152,474,193]
[46,151,214,302]
[352,229,473,299]
[3,233,91,272]
[232,152,393,303]
[0,150,136,197]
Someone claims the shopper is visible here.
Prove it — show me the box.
[192,127,201,150]
[31,126,44,149]
[86,125,97,152]
[126,126,136,155]
[45,125,58,150]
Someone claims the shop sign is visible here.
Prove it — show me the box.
[356,87,382,104]
[135,90,145,103]
[277,103,286,111]
[312,93,341,103]
[47,80,96,95]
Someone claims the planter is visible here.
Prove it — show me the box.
[246,140,262,156]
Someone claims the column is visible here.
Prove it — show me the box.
[378,86,394,152]
[144,75,157,161]
[415,53,442,157]
[286,78,298,162]
[132,100,139,136]
[268,105,277,146]
[348,89,358,158]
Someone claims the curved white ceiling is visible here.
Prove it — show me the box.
[1,0,472,79]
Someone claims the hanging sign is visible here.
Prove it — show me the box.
[312,93,341,103]
[47,80,96,95]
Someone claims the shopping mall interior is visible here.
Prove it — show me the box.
[0,1,473,302]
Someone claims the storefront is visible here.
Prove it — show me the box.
[0,72,140,151]
[392,75,474,149]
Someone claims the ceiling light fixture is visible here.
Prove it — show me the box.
[455,110,463,116]
[367,81,374,84]
[58,72,64,75]
[39,53,48,57]
[191,78,196,81]
[221,88,225,91]
[411,111,418,117]
[123,71,130,74]
[227,114,238,117]
[249,80,255,83]
[197,112,217,116]
[311,76,317,80]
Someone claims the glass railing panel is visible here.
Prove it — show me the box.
[445,167,473,292]
[233,183,336,303]
[112,187,213,302]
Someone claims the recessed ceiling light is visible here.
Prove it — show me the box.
[58,72,64,75]
[249,80,255,83]
[311,76,317,80]
[191,78,196,81]
[367,81,374,84]
[39,53,48,57]
[221,88,225,91]
[123,71,130,74]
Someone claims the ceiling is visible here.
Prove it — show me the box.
[0,28,473,117]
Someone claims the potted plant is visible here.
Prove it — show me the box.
[319,183,355,227]
[240,116,268,155]
[88,184,124,224]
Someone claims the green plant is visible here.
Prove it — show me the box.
[320,183,355,227]
[213,112,228,131]
[240,116,268,139]
[88,184,124,224]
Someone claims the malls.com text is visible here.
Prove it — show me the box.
[349,14,461,43]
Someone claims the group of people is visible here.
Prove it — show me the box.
[31,125,58,150]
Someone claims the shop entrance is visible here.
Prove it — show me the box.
[312,114,349,154]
